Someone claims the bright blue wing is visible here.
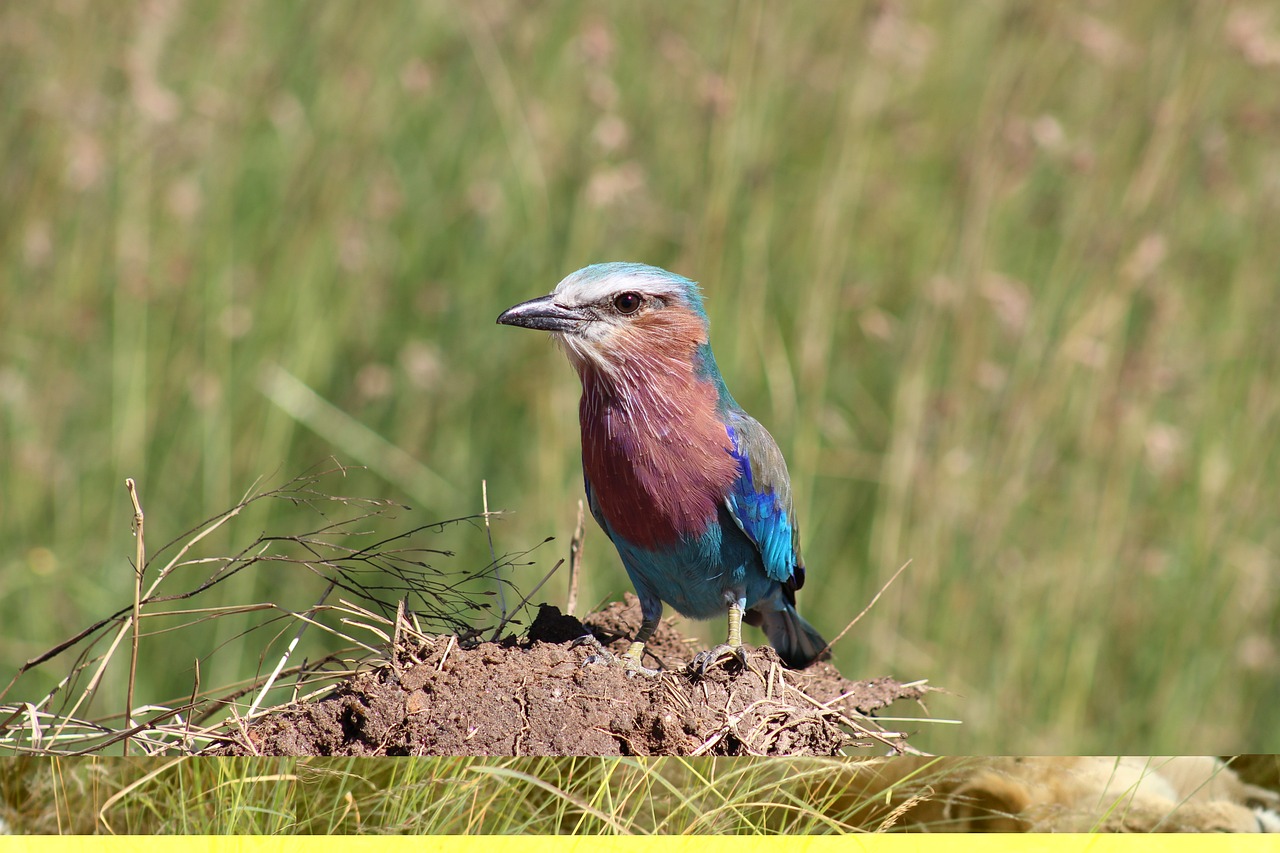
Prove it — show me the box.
[723,411,804,589]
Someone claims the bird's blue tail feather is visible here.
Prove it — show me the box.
[753,602,830,669]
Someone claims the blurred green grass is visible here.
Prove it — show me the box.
[2,0,1279,754]
[0,755,951,834]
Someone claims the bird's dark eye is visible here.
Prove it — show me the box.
[612,292,643,315]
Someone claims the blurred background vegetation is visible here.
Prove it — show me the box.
[2,0,1279,755]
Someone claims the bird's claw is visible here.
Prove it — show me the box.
[688,643,748,675]
[571,633,660,677]
[571,633,608,653]
[618,655,661,678]
[570,633,615,665]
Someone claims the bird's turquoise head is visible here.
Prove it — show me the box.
[497,263,713,380]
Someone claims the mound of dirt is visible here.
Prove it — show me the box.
[215,595,928,756]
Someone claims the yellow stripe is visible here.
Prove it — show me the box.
[4,836,1280,853]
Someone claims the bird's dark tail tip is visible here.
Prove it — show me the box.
[753,602,831,669]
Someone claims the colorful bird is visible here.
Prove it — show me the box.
[497,263,830,674]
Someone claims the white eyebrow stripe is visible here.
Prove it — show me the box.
[552,269,687,306]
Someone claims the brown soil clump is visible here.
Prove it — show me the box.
[215,595,927,756]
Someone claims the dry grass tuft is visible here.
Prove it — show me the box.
[0,466,545,757]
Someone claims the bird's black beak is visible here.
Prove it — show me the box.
[496,295,587,333]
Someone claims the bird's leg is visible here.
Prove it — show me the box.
[690,596,749,674]
[616,614,660,676]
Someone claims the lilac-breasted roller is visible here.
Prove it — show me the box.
[498,263,830,673]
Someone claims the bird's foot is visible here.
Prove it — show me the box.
[570,633,614,665]
[688,643,748,675]
[570,634,660,677]
[618,649,661,678]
